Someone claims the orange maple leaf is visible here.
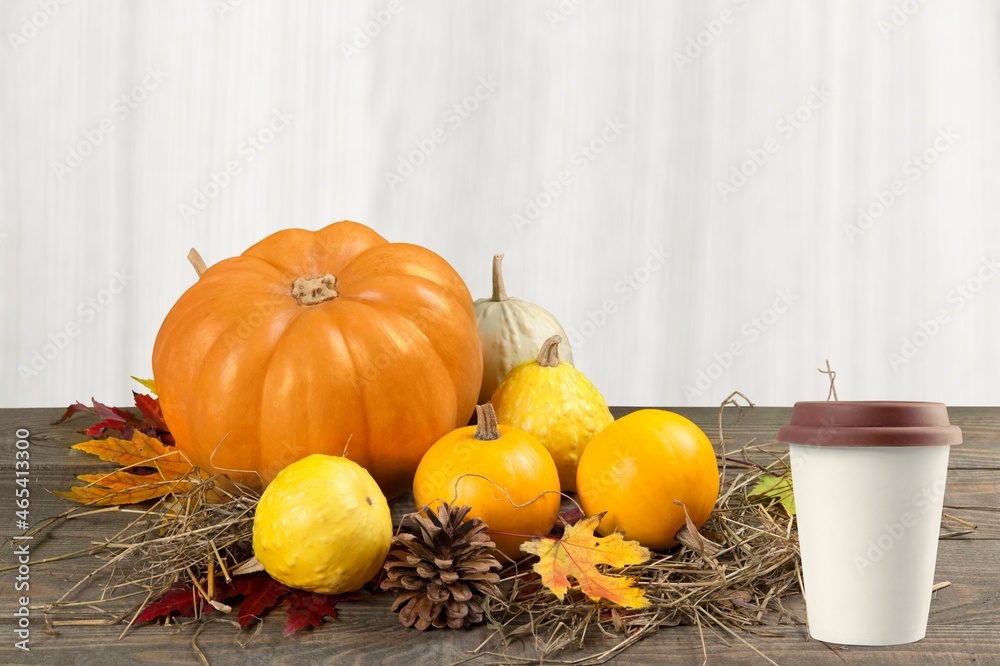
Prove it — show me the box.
[520,513,652,609]
[56,430,211,506]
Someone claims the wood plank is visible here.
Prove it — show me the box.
[4,612,999,665]
[3,623,998,665]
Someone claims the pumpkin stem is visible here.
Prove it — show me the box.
[188,248,208,278]
[474,404,501,441]
[490,254,508,301]
[536,335,562,367]
[291,274,339,305]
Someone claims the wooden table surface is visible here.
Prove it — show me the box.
[1,406,998,665]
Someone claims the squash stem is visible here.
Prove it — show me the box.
[188,248,208,278]
[536,335,562,367]
[491,254,508,301]
[474,404,501,441]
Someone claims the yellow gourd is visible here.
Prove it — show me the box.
[489,335,613,491]
[253,454,392,593]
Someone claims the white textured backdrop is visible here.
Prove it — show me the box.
[2,0,998,408]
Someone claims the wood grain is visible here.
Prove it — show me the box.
[0,406,997,664]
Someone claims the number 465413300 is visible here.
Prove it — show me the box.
[15,428,30,527]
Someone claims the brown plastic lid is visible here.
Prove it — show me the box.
[777,401,962,447]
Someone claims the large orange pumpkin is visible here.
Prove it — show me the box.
[152,221,483,498]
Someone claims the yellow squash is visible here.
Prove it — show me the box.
[489,335,613,491]
[253,454,392,593]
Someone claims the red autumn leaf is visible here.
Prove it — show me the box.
[548,506,586,538]
[59,394,175,445]
[85,419,134,439]
[133,392,174,445]
[283,590,360,636]
[57,398,144,431]
[132,576,358,635]
[91,399,139,427]
[55,401,97,425]
[135,584,207,624]
[215,573,290,628]
[133,391,168,431]
[558,506,585,526]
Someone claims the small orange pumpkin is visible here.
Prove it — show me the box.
[576,409,719,551]
[152,221,483,498]
[412,404,561,560]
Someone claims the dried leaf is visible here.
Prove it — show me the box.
[283,590,360,636]
[56,431,211,506]
[215,573,290,628]
[89,399,137,427]
[520,513,652,609]
[673,500,723,559]
[138,574,293,630]
[55,401,99,425]
[133,392,167,430]
[135,584,207,624]
[69,431,194,477]
[132,392,174,445]
[750,473,796,516]
[57,394,170,443]
[132,376,158,394]
[85,419,135,440]
[57,474,194,506]
[56,398,137,429]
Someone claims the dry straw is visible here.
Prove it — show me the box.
[21,475,259,639]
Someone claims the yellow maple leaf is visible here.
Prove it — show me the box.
[56,431,210,506]
[520,513,652,609]
[131,376,158,394]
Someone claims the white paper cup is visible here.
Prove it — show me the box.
[778,401,962,646]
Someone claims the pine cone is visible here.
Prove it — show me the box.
[381,503,502,630]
